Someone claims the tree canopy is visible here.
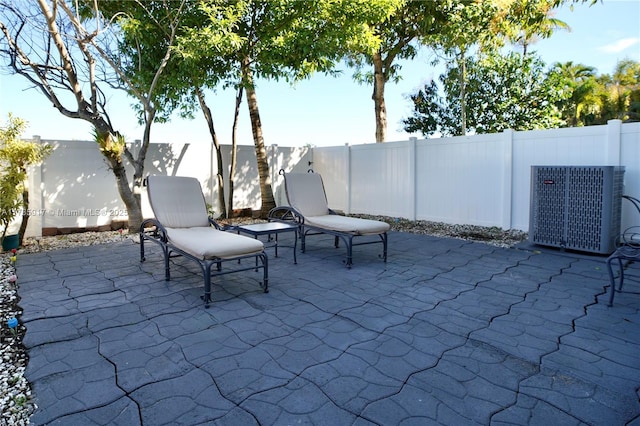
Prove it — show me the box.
[177,0,399,216]
[0,0,190,232]
[402,51,567,136]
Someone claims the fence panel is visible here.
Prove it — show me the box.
[37,140,124,231]
[309,146,350,211]
[314,120,639,232]
[350,141,414,217]
[414,133,509,227]
[620,123,640,226]
[25,141,310,235]
[22,120,640,237]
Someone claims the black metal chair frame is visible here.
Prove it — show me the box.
[140,218,268,308]
[606,195,640,306]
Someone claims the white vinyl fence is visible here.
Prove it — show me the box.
[17,119,640,237]
[310,120,639,233]
[21,141,310,236]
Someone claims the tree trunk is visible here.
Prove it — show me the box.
[458,51,467,136]
[229,85,244,217]
[196,86,226,218]
[18,187,29,246]
[94,118,144,234]
[242,59,276,218]
[107,154,143,233]
[372,51,387,143]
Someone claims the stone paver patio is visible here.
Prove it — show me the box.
[16,231,640,425]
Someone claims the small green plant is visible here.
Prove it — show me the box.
[0,114,52,244]
[13,394,28,407]
[206,203,215,218]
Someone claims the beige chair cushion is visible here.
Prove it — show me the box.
[166,227,264,260]
[284,173,330,217]
[284,172,389,235]
[147,176,210,228]
[305,215,390,235]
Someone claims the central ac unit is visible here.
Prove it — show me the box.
[529,166,625,254]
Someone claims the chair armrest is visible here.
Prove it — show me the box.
[268,206,304,225]
[209,217,226,230]
[140,218,168,242]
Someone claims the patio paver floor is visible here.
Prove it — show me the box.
[16,231,640,425]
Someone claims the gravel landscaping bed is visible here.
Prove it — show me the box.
[0,218,527,424]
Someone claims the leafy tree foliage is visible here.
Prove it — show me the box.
[0,0,188,232]
[506,0,571,56]
[347,0,551,142]
[549,61,597,126]
[426,0,576,136]
[185,0,397,217]
[403,52,566,136]
[552,59,640,126]
[346,0,441,142]
[606,59,640,123]
[0,114,51,244]
[100,1,241,217]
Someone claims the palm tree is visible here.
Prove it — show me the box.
[611,59,640,122]
[508,0,571,56]
[551,61,597,126]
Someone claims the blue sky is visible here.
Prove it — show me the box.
[1,0,639,147]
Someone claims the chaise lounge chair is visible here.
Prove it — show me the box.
[270,170,389,267]
[140,175,268,308]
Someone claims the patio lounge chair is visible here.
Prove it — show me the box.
[270,170,389,267]
[140,175,268,308]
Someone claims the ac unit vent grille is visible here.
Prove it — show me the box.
[530,167,566,246]
[529,166,624,254]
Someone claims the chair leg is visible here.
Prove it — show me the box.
[381,232,388,263]
[301,229,307,253]
[617,258,626,292]
[140,235,146,262]
[203,263,213,309]
[164,247,171,281]
[345,235,353,268]
[260,252,269,293]
[293,229,298,264]
[607,256,628,306]
[607,256,618,306]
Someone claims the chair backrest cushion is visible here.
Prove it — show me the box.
[147,176,210,228]
[284,172,330,217]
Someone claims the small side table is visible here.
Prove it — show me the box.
[234,222,298,264]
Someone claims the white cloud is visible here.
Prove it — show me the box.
[598,37,640,53]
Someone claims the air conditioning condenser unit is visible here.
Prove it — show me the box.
[529,166,625,254]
